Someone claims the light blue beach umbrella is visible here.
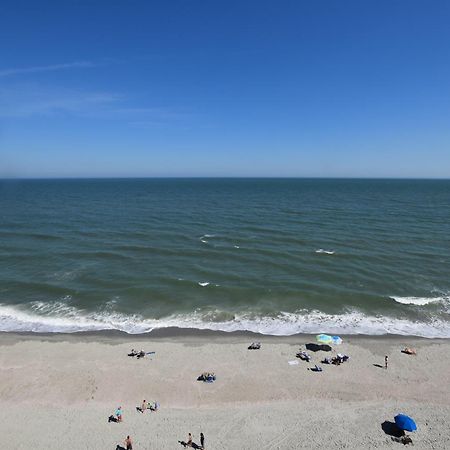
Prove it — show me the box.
[316,334,333,344]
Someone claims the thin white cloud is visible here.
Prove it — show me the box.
[0,83,191,127]
[0,61,95,77]
[0,84,120,118]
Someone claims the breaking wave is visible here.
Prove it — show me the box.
[0,303,448,338]
[315,249,335,255]
[390,296,448,306]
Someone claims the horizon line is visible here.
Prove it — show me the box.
[1,176,449,181]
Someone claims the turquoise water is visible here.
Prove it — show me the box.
[0,178,449,336]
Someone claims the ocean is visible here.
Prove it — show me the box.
[0,178,449,337]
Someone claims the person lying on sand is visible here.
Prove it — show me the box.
[392,435,413,445]
[402,348,417,355]
[128,349,137,357]
[197,372,216,382]
[248,342,261,350]
[296,351,311,362]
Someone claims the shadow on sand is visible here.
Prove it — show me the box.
[305,343,332,352]
[381,421,405,438]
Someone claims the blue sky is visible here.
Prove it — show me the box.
[1,1,450,178]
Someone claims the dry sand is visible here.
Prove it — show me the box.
[0,331,449,449]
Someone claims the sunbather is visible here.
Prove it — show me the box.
[248,342,261,350]
[128,349,137,357]
[137,399,147,413]
[296,351,311,362]
[197,372,216,382]
[402,348,417,355]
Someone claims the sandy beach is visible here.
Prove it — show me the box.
[0,331,449,449]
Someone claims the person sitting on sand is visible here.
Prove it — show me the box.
[187,433,193,447]
[137,399,147,413]
[115,406,123,422]
[331,356,341,365]
[148,401,159,411]
[137,350,145,359]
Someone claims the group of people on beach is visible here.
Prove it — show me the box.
[179,432,205,449]
[115,435,133,450]
[109,399,160,423]
[136,399,159,413]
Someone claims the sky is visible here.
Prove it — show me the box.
[1,0,450,178]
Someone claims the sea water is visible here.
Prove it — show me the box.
[0,178,449,337]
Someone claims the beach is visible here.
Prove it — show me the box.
[0,331,449,449]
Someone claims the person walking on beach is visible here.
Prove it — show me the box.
[200,432,205,448]
[385,355,388,370]
[125,435,133,450]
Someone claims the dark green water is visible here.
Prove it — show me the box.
[0,178,449,336]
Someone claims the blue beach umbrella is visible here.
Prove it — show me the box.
[394,414,417,432]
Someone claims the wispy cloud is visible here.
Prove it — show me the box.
[0,84,120,118]
[0,83,192,127]
[0,61,95,77]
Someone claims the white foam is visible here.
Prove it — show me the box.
[199,234,215,243]
[0,303,151,334]
[391,296,446,306]
[0,303,449,338]
[198,282,210,287]
[315,249,335,255]
[234,245,240,249]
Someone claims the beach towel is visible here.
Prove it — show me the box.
[288,360,299,365]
